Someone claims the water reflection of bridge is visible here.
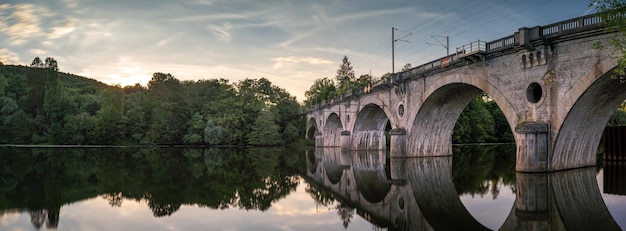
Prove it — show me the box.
[305,148,621,231]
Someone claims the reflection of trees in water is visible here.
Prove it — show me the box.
[336,203,355,229]
[452,145,516,198]
[103,192,123,207]
[28,208,59,229]
[0,147,305,226]
[305,180,336,207]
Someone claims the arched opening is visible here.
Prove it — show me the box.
[324,148,344,184]
[323,113,343,147]
[353,150,391,203]
[452,93,514,144]
[352,104,391,150]
[450,92,516,229]
[408,84,481,156]
[453,145,516,230]
[409,83,517,229]
[407,156,490,231]
[552,67,626,228]
[306,149,319,175]
[553,67,626,170]
[306,117,318,140]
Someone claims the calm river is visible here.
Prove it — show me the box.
[0,145,624,230]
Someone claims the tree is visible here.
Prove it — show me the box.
[247,107,282,145]
[335,56,355,94]
[44,57,59,71]
[401,63,412,71]
[594,0,626,80]
[304,77,336,106]
[93,87,126,144]
[31,57,42,68]
[354,73,373,90]
[184,112,205,144]
[204,119,224,145]
[453,95,496,143]
[0,73,8,96]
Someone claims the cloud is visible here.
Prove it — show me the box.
[48,19,77,39]
[207,23,232,42]
[29,48,47,56]
[272,56,332,70]
[166,13,248,23]
[0,48,22,64]
[155,35,177,47]
[0,4,45,45]
[61,0,80,9]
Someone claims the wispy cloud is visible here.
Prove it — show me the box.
[166,13,248,23]
[207,23,232,42]
[0,4,47,45]
[29,48,47,56]
[272,56,332,70]
[48,19,77,39]
[0,48,22,64]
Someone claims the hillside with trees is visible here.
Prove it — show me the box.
[0,57,303,145]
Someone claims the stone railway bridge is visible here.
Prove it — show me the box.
[305,14,625,172]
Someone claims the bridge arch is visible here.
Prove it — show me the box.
[552,58,626,170]
[306,117,318,140]
[352,151,391,203]
[323,113,343,147]
[323,148,344,184]
[407,74,517,156]
[352,104,391,150]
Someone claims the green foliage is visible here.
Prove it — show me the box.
[453,95,514,144]
[304,77,336,106]
[0,64,302,146]
[247,107,283,145]
[595,0,626,80]
[335,56,355,95]
[204,119,224,145]
[608,107,626,125]
[184,112,205,144]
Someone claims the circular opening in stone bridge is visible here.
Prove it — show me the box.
[526,82,543,104]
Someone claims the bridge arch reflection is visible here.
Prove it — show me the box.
[304,147,623,230]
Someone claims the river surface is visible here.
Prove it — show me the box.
[0,145,624,230]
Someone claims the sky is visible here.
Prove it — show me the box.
[0,0,597,101]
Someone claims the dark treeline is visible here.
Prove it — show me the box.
[452,95,514,144]
[0,59,303,145]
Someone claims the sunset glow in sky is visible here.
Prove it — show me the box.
[0,0,594,101]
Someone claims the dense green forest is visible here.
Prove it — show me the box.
[0,59,303,145]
